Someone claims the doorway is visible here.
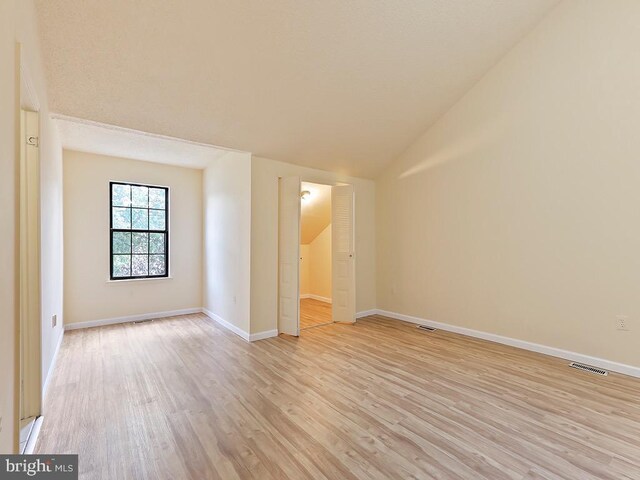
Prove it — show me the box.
[299,182,332,329]
[19,108,42,453]
[16,44,44,454]
[277,177,355,336]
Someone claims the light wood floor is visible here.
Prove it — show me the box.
[300,298,332,329]
[37,313,640,479]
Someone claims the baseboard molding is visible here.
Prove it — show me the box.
[42,329,64,399]
[201,309,277,342]
[368,309,640,379]
[202,308,251,341]
[64,308,202,331]
[249,329,279,341]
[356,309,378,319]
[22,416,43,454]
[63,307,274,344]
[301,294,332,304]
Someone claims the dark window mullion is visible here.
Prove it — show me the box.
[110,182,168,280]
[129,201,133,278]
[129,183,133,239]
[147,209,150,275]
[110,183,113,279]
[164,188,169,277]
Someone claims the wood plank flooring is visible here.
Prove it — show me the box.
[36,313,640,479]
[300,298,332,329]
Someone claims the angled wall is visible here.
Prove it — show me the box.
[377,0,640,368]
[307,224,332,301]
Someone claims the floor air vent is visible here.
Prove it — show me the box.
[417,325,437,332]
[569,362,608,376]
[133,319,154,325]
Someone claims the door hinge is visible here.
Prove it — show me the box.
[26,136,38,147]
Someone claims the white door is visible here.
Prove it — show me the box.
[278,176,301,336]
[20,109,42,427]
[331,184,355,323]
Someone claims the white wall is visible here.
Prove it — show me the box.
[250,156,375,334]
[300,244,310,296]
[18,0,65,400]
[39,95,64,395]
[308,224,332,300]
[377,0,640,368]
[63,150,202,325]
[0,0,64,452]
[203,151,252,335]
[0,0,19,453]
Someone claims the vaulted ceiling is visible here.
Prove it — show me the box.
[35,0,558,177]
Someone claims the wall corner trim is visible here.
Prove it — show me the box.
[61,307,270,344]
[202,308,250,341]
[249,330,279,342]
[363,309,640,379]
[42,329,64,399]
[22,417,43,455]
[64,308,203,331]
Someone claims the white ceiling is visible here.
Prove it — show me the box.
[53,115,231,169]
[36,0,558,178]
[301,182,331,244]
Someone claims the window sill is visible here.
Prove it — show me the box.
[106,276,173,284]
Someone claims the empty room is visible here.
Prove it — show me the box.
[1,1,639,479]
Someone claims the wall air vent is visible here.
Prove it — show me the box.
[417,325,436,332]
[569,362,608,376]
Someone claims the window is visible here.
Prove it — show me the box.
[110,182,169,280]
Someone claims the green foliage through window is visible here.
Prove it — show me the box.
[110,182,168,279]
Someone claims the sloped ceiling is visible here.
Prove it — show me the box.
[35,0,558,177]
[301,182,331,244]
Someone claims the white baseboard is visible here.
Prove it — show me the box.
[42,329,64,399]
[202,308,250,341]
[202,309,276,342]
[249,329,279,341]
[64,307,202,331]
[23,416,43,455]
[63,307,274,344]
[301,294,332,304]
[365,309,640,379]
[356,309,378,319]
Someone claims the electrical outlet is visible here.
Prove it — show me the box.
[616,315,629,331]
[52,314,57,328]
